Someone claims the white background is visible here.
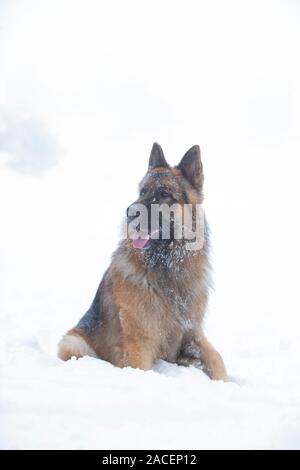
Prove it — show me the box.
[0,0,300,449]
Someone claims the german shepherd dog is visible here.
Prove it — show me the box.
[58,143,228,381]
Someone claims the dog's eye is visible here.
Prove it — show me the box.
[159,189,169,198]
[140,188,146,197]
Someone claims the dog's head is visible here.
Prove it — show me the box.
[126,143,204,252]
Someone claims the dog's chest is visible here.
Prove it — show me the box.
[136,271,195,332]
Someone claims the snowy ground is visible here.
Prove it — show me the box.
[1,237,300,450]
[1,0,300,449]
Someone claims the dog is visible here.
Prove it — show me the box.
[58,143,228,381]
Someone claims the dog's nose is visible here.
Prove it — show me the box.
[126,204,141,221]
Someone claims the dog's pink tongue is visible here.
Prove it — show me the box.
[132,232,150,249]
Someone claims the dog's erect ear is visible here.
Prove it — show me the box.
[148,142,169,169]
[178,145,203,190]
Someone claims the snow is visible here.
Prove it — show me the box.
[1,0,300,449]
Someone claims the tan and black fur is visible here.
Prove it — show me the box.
[58,143,228,381]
